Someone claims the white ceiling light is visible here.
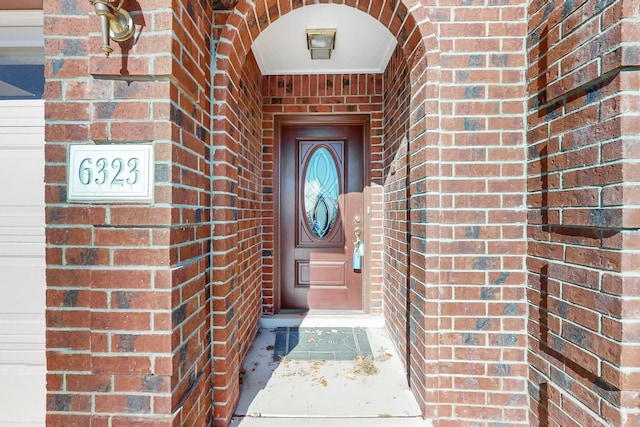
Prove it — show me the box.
[306,28,336,60]
[251,4,397,75]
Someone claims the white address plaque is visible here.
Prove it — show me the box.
[68,144,154,202]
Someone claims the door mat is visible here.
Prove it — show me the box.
[273,327,373,361]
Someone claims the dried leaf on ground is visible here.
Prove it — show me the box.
[279,355,289,367]
[279,360,329,386]
[311,372,328,387]
[352,354,379,376]
[345,372,356,380]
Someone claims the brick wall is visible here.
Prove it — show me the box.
[44,0,214,424]
[382,45,411,368]
[234,51,263,387]
[527,0,640,425]
[167,2,214,424]
[261,72,384,314]
[207,52,266,427]
[42,0,536,425]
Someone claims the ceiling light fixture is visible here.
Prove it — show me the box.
[306,28,336,60]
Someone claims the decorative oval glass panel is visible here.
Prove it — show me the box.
[303,147,340,238]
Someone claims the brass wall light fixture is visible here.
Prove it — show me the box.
[306,29,336,60]
[90,0,135,56]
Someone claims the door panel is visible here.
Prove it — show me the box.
[297,260,346,287]
[280,122,364,310]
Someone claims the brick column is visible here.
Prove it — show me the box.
[45,0,213,424]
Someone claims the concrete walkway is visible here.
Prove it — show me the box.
[230,314,427,426]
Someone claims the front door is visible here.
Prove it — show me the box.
[278,116,366,310]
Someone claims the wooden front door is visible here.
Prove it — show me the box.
[278,116,367,310]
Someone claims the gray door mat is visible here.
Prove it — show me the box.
[273,327,373,361]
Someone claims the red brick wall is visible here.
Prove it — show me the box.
[167,2,215,423]
[527,0,640,426]
[235,52,263,377]
[382,45,411,369]
[44,0,214,425]
[208,52,266,427]
[42,0,538,425]
[261,73,384,314]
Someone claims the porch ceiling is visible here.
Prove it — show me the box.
[251,4,397,75]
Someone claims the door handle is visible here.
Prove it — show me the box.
[354,227,362,242]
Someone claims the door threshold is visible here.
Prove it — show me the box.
[261,310,385,329]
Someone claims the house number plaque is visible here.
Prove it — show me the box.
[68,144,154,202]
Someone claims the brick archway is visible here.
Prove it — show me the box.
[211,1,442,425]
[42,0,530,424]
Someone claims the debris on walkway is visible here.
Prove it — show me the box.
[350,354,379,377]
[233,327,422,421]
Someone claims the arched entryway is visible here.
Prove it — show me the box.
[211,1,441,424]
[41,0,529,424]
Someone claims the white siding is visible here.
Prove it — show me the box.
[0,100,45,425]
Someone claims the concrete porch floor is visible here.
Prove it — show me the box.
[230,313,428,426]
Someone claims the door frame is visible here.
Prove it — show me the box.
[274,114,371,313]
